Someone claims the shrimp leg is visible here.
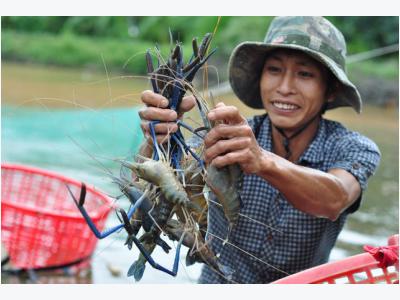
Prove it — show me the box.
[66,183,146,239]
[119,209,186,279]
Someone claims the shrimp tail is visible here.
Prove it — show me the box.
[127,260,146,281]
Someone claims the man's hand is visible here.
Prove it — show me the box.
[204,102,265,174]
[139,90,196,144]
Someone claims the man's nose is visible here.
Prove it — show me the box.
[277,72,295,95]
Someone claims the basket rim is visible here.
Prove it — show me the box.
[272,252,380,284]
[272,235,399,284]
[1,162,115,219]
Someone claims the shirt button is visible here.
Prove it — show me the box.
[268,234,273,241]
[352,163,360,170]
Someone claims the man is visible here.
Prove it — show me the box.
[138,16,381,283]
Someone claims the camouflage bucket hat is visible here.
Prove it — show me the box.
[228,16,362,113]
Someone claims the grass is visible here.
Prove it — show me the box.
[2,30,156,74]
[2,29,399,82]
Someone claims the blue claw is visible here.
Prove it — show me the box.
[66,183,139,239]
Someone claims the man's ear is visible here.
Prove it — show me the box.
[326,81,341,103]
[327,94,335,103]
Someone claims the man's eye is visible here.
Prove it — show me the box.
[266,66,281,73]
[299,71,314,78]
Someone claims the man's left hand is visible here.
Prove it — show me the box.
[204,102,264,174]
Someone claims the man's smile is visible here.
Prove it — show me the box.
[271,100,300,111]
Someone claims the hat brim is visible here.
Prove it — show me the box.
[228,42,362,113]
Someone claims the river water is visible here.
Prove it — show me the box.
[1,62,398,283]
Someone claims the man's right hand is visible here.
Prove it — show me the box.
[139,90,196,144]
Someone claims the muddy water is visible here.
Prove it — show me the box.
[1,62,398,283]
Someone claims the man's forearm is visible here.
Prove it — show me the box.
[256,150,355,221]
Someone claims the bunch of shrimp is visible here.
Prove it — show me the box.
[113,32,242,281]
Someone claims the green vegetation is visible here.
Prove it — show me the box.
[1,30,152,74]
[327,16,399,54]
[348,57,399,80]
[2,16,398,77]
[3,16,398,52]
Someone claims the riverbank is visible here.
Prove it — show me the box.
[3,29,398,80]
[1,62,149,109]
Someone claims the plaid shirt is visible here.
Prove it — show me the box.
[199,114,381,284]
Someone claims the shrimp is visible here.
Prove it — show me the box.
[165,219,233,280]
[190,93,243,233]
[205,164,243,232]
[178,150,208,238]
[127,233,157,281]
[120,159,201,213]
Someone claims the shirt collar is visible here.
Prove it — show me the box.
[297,118,327,165]
[255,115,326,165]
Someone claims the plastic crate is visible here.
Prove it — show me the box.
[1,163,113,270]
[272,235,398,284]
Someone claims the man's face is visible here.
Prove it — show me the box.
[260,49,329,134]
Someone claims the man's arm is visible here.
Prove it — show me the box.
[256,151,361,221]
[204,103,363,221]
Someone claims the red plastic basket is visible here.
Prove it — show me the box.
[1,163,113,270]
[272,235,399,284]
